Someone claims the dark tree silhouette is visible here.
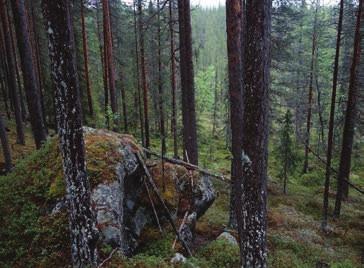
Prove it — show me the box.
[81,0,94,116]
[303,0,319,173]
[138,0,150,149]
[178,0,198,165]
[226,0,244,230]
[10,0,47,149]
[157,0,166,157]
[133,0,145,143]
[334,0,363,218]
[169,0,178,158]
[42,0,99,265]
[322,0,344,230]
[0,115,12,172]
[0,1,25,145]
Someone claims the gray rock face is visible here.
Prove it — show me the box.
[170,253,187,264]
[216,232,238,246]
[53,129,216,256]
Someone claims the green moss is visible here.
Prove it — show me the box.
[195,239,240,268]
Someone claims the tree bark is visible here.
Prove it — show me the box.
[303,0,319,173]
[0,0,25,145]
[334,0,363,218]
[133,0,145,144]
[81,0,94,116]
[11,0,48,149]
[239,0,271,265]
[42,0,99,266]
[226,0,244,230]
[157,0,166,157]
[102,0,118,127]
[0,115,12,172]
[322,0,344,230]
[169,0,178,158]
[178,0,198,165]
[137,0,150,149]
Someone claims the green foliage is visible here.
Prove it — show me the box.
[195,65,216,115]
[273,110,297,192]
[0,139,65,267]
[300,169,324,187]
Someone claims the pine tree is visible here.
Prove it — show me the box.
[0,0,25,145]
[334,0,363,218]
[276,110,295,194]
[42,0,99,265]
[226,0,243,230]
[322,0,344,231]
[239,0,271,265]
[0,115,12,172]
[178,0,198,165]
[10,0,47,149]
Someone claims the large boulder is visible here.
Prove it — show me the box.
[53,128,216,256]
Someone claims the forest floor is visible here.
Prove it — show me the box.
[0,121,363,267]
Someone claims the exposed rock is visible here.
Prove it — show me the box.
[216,231,238,246]
[52,127,216,256]
[170,253,187,264]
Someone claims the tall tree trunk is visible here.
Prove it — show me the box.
[157,0,166,157]
[334,0,363,218]
[42,0,99,266]
[81,0,94,116]
[303,0,319,173]
[178,0,198,165]
[95,1,109,127]
[29,0,47,127]
[0,67,11,120]
[0,31,11,120]
[11,0,48,149]
[119,70,128,132]
[133,0,144,144]
[138,0,150,149]
[239,0,271,265]
[322,0,344,230]
[169,0,178,158]
[315,76,325,153]
[7,9,27,123]
[226,0,244,230]
[0,0,25,145]
[102,0,118,127]
[0,115,12,172]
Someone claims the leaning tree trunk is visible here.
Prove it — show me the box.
[42,0,99,266]
[81,0,94,116]
[239,0,272,265]
[322,0,344,230]
[178,0,198,165]
[303,0,319,174]
[0,0,25,145]
[0,115,12,172]
[169,0,178,158]
[226,0,244,231]
[334,0,363,218]
[10,0,48,149]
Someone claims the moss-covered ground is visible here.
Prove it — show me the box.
[0,121,363,267]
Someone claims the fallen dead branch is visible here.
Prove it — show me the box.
[307,146,364,195]
[143,148,228,182]
[135,152,193,257]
